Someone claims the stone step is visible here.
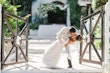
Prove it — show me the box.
[29,35,56,40]
[29,47,78,54]
[29,49,45,54]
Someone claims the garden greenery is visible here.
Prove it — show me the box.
[92,0,108,50]
[39,3,56,18]
[92,0,108,10]
[0,0,23,37]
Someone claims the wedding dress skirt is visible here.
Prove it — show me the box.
[42,40,64,67]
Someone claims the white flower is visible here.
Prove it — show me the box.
[39,3,56,18]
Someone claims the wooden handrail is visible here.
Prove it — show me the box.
[81,8,105,21]
[4,10,31,23]
[81,10,101,21]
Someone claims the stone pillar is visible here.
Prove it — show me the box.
[102,1,110,73]
[105,0,110,62]
[66,4,71,27]
[102,0,110,73]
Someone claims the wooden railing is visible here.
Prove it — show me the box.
[80,7,105,65]
[0,5,31,70]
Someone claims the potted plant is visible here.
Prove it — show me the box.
[29,22,39,36]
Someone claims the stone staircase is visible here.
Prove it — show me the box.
[28,38,56,54]
[28,24,65,54]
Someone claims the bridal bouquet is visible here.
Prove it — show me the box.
[39,3,56,18]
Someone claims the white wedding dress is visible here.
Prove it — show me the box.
[42,27,71,67]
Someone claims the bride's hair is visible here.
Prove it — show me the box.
[76,35,83,41]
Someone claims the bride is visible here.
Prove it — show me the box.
[42,26,80,68]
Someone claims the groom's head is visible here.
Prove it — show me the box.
[70,27,76,33]
[69,27,76,36]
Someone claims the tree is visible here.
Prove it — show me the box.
[0,0,20,14]
[0,0,23,36]
[68,0,83,29]
[10,0,36,17]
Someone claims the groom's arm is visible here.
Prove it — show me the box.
[56,27,69,45]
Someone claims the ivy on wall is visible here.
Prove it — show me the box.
[92,0,108,10]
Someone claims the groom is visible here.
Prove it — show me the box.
[56,26,77,68]
[43,26,77,68]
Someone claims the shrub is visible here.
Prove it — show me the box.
[29,22,39,30]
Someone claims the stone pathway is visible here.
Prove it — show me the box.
[2,37,102,73]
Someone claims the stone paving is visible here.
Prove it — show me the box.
[2,37,102,73]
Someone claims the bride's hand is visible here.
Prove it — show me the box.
[65,39,75,46]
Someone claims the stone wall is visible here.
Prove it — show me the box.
[37,24,65,36]
[105,0,110,60]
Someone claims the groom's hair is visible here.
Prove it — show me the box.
[70,27,76,33]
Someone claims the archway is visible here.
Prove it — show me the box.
[48,1,66,24]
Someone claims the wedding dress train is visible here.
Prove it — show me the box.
[42,27,71,67]
[42,40,64,67]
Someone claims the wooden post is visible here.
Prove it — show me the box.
[0,4,4,70]
[79,15,83,64]
[16,18,18,62]
[88,4,92,61]
[0,4,2,70]
[101,7,105,63]
[26,18,29,62]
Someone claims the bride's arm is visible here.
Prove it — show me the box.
[65,37,76,46]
